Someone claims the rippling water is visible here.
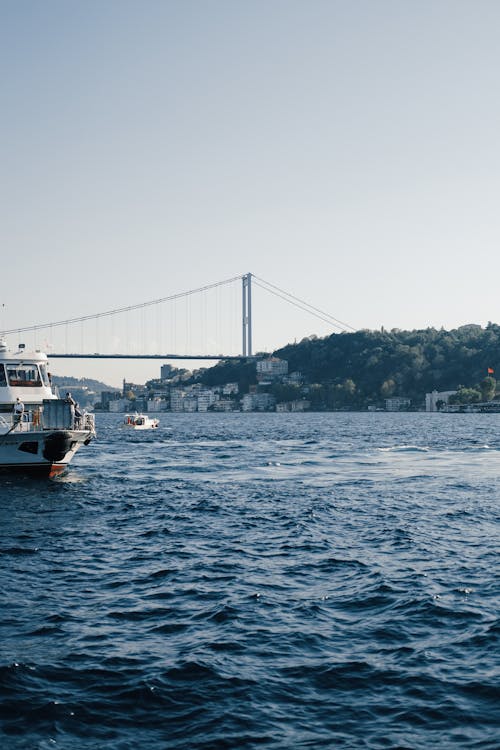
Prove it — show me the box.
[0,412,499,749]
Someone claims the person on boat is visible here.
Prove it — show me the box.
[13,397,24,423]
[65,392,76,406]
[74,402,83,429]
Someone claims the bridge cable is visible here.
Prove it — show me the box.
[253,276,356,332]
[3,274,244,336]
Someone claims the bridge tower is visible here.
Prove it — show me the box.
[242,272,252,357]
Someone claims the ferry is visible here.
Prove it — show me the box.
[121,413,159,430]
[0,339,96,477]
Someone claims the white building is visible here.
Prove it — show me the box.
[109,398,128,413]
[425,390,457,412]
[242,393,276,412]
[212,399,238,412]
[147,397,165,412]
[276,400,310,412]
[170,386,217,412]
[256,358,288,378]
[197,390,217,412]
[169,388,186,412]
[385,397,411,411]
[183,396,198,412]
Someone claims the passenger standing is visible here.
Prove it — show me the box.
[74,402,83,429]
[13,397,24,424]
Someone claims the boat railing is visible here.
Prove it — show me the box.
[0,414,11,431]
[0,401,96,435]
[82,413,95,433]
[0,412,33,434]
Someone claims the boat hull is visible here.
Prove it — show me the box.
[0,428,93,477]
[121,423,158,430]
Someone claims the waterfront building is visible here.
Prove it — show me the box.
[109,398,129,413]
[147,397,165,412]
[276,400,310,412]
[385,397,411,411]
[242,393,276,412]
[169,388,186,412]
[212,399,238,412]
[425,390,457,412]
[197,390,217,412]
[100,390,121,409]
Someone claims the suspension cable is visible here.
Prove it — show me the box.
[2,272,356,341]
[252,275,356,332]
[2,274,243,336]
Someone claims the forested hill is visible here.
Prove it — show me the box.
[51,375,118,393]
[273,324,499,405]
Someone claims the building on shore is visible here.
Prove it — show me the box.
[425,390,457,412]
[242,393,276,412]
[276,400,310,412]
[256,357,288,383]
[385,397,411,411]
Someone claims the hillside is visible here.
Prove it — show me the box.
[50,375,119,409]
[200,323,500,409]
[51,375,118,393]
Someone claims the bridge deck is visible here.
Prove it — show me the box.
[48,353,255,360]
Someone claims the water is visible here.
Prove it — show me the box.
[0,412,499,749]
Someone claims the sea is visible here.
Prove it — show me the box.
[0,412,499,750]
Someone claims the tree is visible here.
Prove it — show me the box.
[343,378,356,396]
[480,376,496,402]
[380,379,396,397]
[449,387,481,405]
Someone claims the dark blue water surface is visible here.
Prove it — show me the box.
[0,412,499,749]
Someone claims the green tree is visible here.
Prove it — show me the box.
[480,376,496,402]
[449,387,481,404]
[380,379,396,397]
[343,378,356,396]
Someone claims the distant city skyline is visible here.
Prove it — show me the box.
[3,1,500,385]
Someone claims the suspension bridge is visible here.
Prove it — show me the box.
[2,274,355,361]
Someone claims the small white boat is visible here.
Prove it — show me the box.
[0,339,96,477]
[121,413,159,430]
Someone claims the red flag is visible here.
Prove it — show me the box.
[488,367,494,374]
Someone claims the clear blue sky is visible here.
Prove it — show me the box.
[2,1,500,386]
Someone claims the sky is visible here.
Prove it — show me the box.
[2,0,500,387]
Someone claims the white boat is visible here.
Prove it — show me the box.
[121,413,159,430]
[0,339,96,477]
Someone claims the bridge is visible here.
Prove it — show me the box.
[2,273,354,361]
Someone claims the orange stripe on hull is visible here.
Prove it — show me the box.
[0,462,68,477]
[48,464,67,478]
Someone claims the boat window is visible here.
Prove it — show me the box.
[0,365,6,387]
[18,441,39,455]
[6,365,42,387]
[39,364,50,387]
